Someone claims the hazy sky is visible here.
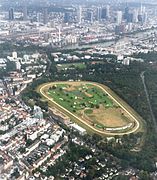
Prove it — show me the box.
[0,0,157,6]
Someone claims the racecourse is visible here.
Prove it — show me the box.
[39,81,142,136]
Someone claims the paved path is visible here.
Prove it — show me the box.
[39,82,140,136]
[140,71,157,133]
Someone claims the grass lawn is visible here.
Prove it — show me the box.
[57,63,86,71]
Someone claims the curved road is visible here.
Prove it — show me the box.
[39,82,140,136]
[140,71,157,133]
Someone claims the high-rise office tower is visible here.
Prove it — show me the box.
[64,12,71,23]
[43,8,48,24]
[23,4,27,21]
[9,8,14,21]
[138,14,143,22]
[143,12,147,24]
[116,11,123,25]
[138,3,145,23]
[140,4,147,24]
[132,9,138,23]
[143,12,148,23]
[96,7,101,21]
[101,5,110,20]
[106,5,110,19]
[101,8,107,19]
[37,13,42,23]
[140,2,143,15]
[142,6,146,14]
[124,6,129,20]
[87,10,93,23]
[78,6,82,24]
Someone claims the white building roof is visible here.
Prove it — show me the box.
[70,123,86,133]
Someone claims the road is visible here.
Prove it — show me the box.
[140,71,157,133]
[39,82,141,136]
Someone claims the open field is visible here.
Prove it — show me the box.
[87,106,129,127]
[57,63,86,71]
[38,81,144,136]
